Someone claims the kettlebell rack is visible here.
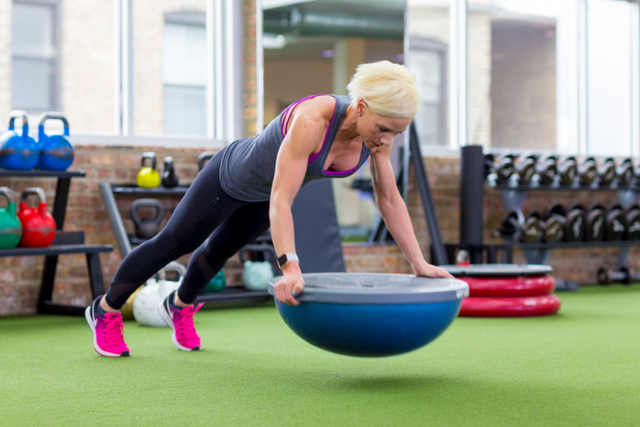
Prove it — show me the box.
[100,183,273,306]
[0,169,113,316]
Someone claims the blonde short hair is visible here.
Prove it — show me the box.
[347,60,420,118]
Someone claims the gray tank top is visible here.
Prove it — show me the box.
[219,94,371,202]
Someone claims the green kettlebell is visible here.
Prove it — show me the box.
[137,152,161,188]
[203,270,226,293]
[242,260,274,291]
[0,187,22,249]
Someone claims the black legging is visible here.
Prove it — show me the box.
[105,148,270,309]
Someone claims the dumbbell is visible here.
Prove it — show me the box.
[597,264,634,285]
[604,203,626,241]
[564,203,586,242]
[557,156,577,186]
[597,158,616,186]
[515,151,537,185]
[497,209,543,243]
[494,152,516,185]
[541,203,565,243]
[616,158,635,187]
[584,202,605,241]
[543,202,585,242]
[578,157,598,186]
[624,205,640,241]
[535,154,558,186]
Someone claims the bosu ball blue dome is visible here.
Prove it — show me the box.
[268,273,469,357]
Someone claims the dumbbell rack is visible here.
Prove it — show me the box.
[0,170,113,316]
[493,181,640,285]
[100,183,272,306]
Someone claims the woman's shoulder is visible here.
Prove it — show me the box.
[296,95,338,122]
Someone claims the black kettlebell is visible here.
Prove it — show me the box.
[162,156,179,188]
[130,199,164,239]
[198,151,216,171]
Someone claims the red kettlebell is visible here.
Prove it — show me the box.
[18,187,56,247]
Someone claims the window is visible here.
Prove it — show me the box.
[409,38,447,147]
[466,0,565,152]
[162,12,207,136]
[407,1,450,148]
[587,0,633,157]
[12,1,57,112]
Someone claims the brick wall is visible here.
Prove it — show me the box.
[0,148,634,315]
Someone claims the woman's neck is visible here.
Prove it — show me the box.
[337,105,360,141]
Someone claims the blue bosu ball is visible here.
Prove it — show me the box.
[268,273,469,357]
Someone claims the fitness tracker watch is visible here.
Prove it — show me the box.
[277,253,299,269]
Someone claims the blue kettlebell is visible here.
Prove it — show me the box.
[37,112,75,171]
[0,111,39,170]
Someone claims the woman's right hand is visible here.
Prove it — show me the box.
[272,263,305,306]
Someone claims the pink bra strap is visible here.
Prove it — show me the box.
[281,95,325,137]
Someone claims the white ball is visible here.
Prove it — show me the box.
[133,279,181,327]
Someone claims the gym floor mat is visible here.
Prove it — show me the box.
[1,285,639,427]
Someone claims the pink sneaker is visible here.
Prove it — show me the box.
[85,297,130,357]
[159,291,204,351]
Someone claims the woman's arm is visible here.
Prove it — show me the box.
[270,111,327,305]
[369,147,452,278]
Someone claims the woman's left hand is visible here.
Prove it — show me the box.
[413,259,454,279]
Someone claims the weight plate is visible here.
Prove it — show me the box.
[442,264,552,277]
[459,295,561,317]
[455,275,556,297]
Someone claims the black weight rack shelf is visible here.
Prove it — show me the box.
[491,183,640,192]
[487,171,640,285]
[111,184,190,196]
[0,169,114,316]
[101,183,274,307]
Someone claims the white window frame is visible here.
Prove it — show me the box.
[71,0,246,149]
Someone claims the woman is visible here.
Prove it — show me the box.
[85,60,453,357]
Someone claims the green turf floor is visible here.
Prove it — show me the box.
[1,286,639,427]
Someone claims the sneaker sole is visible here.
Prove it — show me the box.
[85,306,130,358]
[158,301,200,352]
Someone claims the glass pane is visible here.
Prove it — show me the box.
[12,3,53,57]
[163,85,206,136]
[134,5,208,136]
[587,0,632,157]
[407,1,448,147]
[12,58,52,111]
[467,0,564,151]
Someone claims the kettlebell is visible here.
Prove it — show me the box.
[162,156,179,188]
[203,270,226,293]
[130,199,164,239]
[137,152,161,188]
[36,112,75,171]
[18,187,56,247]
[0,111,39,170]
[242,261,274,291]
[0,187,22,249]
[198,151,216,171]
